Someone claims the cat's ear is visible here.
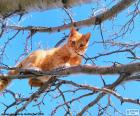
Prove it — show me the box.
[70,28,77,36]
[84,33,91,42]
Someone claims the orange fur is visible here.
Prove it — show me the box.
[0,28,91,91]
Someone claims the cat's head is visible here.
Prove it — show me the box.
[67,28,91,54]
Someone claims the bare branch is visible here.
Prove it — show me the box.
[0,0,95,18]
[1,62,140,80]
[14,77,56,114]
[6,0,136,32]
[77,93,105,116]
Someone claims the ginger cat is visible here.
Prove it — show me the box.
[0,28,91,91]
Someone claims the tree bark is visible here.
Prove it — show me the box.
[0,62,140,79]
[0,0,95,17]
[6,0,136,33]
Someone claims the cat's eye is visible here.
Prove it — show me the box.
[79,43,84,47]
[71,41,76,45]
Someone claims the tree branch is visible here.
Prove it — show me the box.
[0,0,95,18]
[0,62,140,79]
[77,93,105,116]
[6,0,136,32]
[14,77,56,114]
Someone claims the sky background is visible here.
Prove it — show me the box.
[0,1,140,115]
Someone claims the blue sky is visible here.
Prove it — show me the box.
[0,1,140,115]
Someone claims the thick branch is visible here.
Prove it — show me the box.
[54,62,140,75]
[7,0,136,32]
[0,62,140,79]
[0,0,95,17]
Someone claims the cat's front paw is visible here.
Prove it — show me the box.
[25,67,41,71]
[65,63,71,67]
[19,67,41,75]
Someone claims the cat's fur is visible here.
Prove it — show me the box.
[0,28,91,91]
